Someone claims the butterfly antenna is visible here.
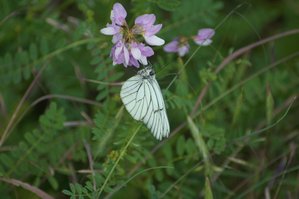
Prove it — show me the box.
[147,61,154,69]
[148,60,152,66]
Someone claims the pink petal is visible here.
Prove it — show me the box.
[123,46,129,66]
[197,28,215,40]
[163,40,179,52]
[201,39,212,46]
[115,46,122,58]
[141,46,154,57]
[131,47,141,59]
[100,27,117,35]
[111,3,127,25]
[140,56,148,65]
[178,46,189,57]
[135,14,156,26]
[194,38,212,46]
[129,56,140,68]
[145,24,162,36]
[144,35,165,46]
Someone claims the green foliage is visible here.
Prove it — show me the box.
[0,40,44,85]
[0,103,66,183]
[1,0,299,199]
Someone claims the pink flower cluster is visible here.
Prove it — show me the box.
[101,3,164,68]
[164,28,215,57]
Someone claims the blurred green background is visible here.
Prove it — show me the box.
[0,0,299,198]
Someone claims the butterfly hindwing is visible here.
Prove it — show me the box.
[120,69,170,140]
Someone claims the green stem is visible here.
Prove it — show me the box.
[96,125,141,198]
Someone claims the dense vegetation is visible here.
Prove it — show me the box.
[0,0,299,198]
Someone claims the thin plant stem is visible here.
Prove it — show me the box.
[0,64,46,146]
[96,125,142,198]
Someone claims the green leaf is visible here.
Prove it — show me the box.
[204,177,213,199]
[48,176,59,190]
[199,68,217,85]
[70,184,76,193]
[24,132,35,144]
[232,91,244,125]
[266,87,274,124]
[75,183,83,194]
[187,117,209,162]
[187,117,213,175]
[29,43,38,60]
[39,103,65,131]
[148,184,159,199]
[62,190,72,196]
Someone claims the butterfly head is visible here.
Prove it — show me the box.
[138,66,155,78]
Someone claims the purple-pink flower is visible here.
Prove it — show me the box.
[193,28,215,46]
[164,28,215,57]
[163,38,189,57]
[134,14,164,46]
[100,3,128,44]
[100,2,164,68]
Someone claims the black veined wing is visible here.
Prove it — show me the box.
[120,67,170,140]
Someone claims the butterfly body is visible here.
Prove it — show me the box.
[120,67,170,140]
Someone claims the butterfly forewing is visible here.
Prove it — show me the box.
[120,68,170,140]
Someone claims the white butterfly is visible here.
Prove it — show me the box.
[120,66,170,140]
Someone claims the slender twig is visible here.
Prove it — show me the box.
[0,10,19,26]
[64,121,91,127]
[0,94,7,119]
[80,112,94,126]
[83,140,97,191]
[46,18,70,33]
[83,78,123,86]
[77,169,103,174]
[0,177,54,199]
[0,65,46,146]
[31,94,102,107]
